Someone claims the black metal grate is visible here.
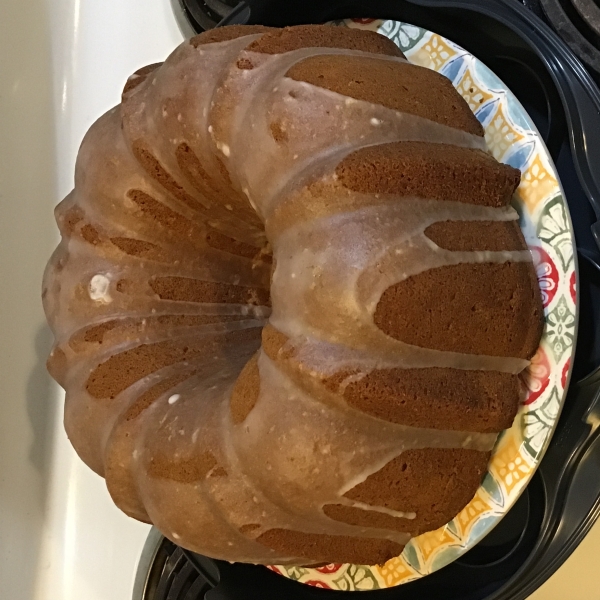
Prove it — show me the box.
[178,0,240,32]
[139,537,213,600]
[179,0,600,76]
[537,0,600,74]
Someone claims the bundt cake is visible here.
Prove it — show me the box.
[42,24,544,566]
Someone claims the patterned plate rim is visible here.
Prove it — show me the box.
[268,19,579,591]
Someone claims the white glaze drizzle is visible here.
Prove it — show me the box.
[42,32,536,565]
[214,47,487,218]
[269,196,531,375]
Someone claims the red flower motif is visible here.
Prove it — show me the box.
[267,566,282,575]
[520,346,551,405]
[306,580,333,589]
[351,18,376,24]
[569,271,576,304]
[531,246,558,308]
[561,358,571,389]
[316,564,342,574]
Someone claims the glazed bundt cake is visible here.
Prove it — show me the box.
[43,24,543,566]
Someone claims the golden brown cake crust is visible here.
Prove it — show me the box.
[335,142,518,205]
[123,63,163,95]
[230,353,261,424]
[374,262,543,359]
[261,324,521,433]
[43,24,544,568]
[332,449,492,537]
[190,25,274,48]
[85,327,262,401]
[330,368,521,433]
[246,24,405,57]
[288,58,483,135]
[425,220,527,252]
[256,529,405,566]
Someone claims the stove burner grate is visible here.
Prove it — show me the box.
[135,534,213,600]
[537,0,600,75]
[178,0,239,32]
[179,0,600,76]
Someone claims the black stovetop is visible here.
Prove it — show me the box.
[178,0,600,79]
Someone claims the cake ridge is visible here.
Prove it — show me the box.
[43,24,543,566]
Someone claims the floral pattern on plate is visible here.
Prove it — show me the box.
[270,18,578,590]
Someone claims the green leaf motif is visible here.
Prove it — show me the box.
[340,565,380,591]
[536,195,574,271]
[333,573,351,591]
[467,515,500,546]
[402,542,422,572]
[378,21,426,52]
[523,386,560,460]
[481,472,505,507]
[446,519,460,538]
[284,566,309,581]
[546,295,576,360]
[431,546,464,571]
[522,411,548,460]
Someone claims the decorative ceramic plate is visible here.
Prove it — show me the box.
[269,19,579,591]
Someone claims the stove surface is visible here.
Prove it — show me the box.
[1,1,599,599]
[1,1,183,599]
